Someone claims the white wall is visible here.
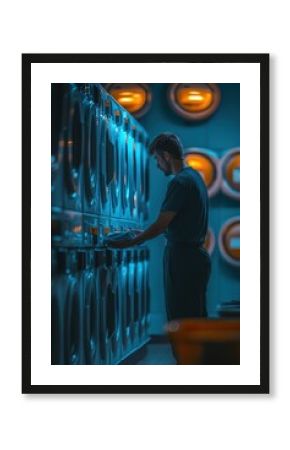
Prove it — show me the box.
[0,2,287,450]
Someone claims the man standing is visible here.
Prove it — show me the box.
[109,133,211,320]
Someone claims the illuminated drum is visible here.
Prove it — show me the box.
[168,83,221,121]
[184,148,221,197]
[221,148,240,200]
[218,217,240,267]
[105,83,152,118]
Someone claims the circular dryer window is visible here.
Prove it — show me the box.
[219,217,240,267]
[221,148,240,200]
[184,149,221,197]
[105,83,152,118]
[168,83,221,121]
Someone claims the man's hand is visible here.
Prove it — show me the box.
[106,239,135,249]
[106,212,176,249]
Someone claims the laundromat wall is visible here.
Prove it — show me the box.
[51,84,151,364]
[138,84,240,333]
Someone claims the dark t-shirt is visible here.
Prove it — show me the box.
[160,166,209,245]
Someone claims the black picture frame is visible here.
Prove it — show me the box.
[22,53,269,394]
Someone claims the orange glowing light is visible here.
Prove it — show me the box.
[223,222,240,261]
[176,85,214,112]
[168,83,221,121]
[185,153,215,187]
[90,227,99,236]
[72,225,82,233]
[109,85,148,114]
[225,153,240,191]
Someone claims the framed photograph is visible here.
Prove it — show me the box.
[22,53,269,394]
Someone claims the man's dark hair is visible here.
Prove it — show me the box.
[149,133,184,160]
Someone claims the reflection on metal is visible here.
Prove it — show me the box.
[184,148,221,197]
[221,148,240,200]
[203,228,215,255]
[106,84,152,118]
[219,217,240,267]
[168,83,221,121]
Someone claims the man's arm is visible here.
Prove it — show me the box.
[132,211,177,245]
[108,211,177,248]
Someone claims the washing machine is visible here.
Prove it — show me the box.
[125,249,135,350]
[144,248,150,333]
[105,250,121,364]
[118,250,129,353]
[83,249,100,364]
[184,148,221,198]
[95,249,108,364]
[220,148,240,200]
[51,84,66,210]
[120,116,131,220]
[219,217,240,267]
[131,249,140,344]
[82,89,100,215]
[114,249,126,355]
[135,131,145,223]
[52,242,85,366]
[51,248,67,364]
[127,124,138,221]
[136,248,145,341]
[138,249,146,339]
[98,95,114,217]
[63,84,84,212]
[143,144,150,222]
[109,102,123,219]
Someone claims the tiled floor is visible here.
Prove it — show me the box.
[135,342,177,365]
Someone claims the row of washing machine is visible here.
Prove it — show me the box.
[51,246,150,365]
[51,83,150,222]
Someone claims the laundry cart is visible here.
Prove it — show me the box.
[51,83,150,364]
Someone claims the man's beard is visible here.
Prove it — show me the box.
[163,161,172,176]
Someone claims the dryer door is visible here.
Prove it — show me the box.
[51,249,67,365]
[110,106,121,216]
[128,128,137,219]
[108,264,120,360]
[65,274,84,364]
[84,269,100,364]
[99,265,108,363]
[121,125,130,218]
[144,152,150,221]
[63,85,84,212]
[83,99,98,213]
[133,251,141,342]
[51,84,66,209]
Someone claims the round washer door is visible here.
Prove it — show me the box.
[184,148,221,198]
[219,217,240,267]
